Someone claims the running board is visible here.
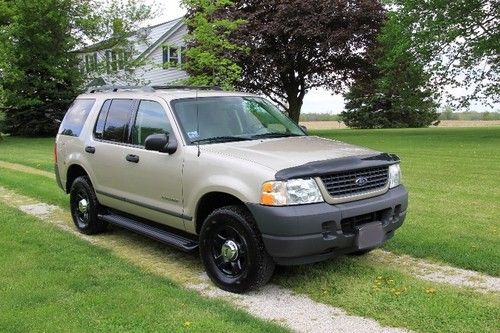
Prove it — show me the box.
[99,213,198,252]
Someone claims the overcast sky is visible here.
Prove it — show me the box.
[144,0,497,113]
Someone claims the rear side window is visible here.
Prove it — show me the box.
[131,100,172,146]
[100,99,135,143]
[59,99,95,137]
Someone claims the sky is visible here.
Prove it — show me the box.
[144,0,497,114]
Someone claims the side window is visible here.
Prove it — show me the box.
[59,99,96,137]
[131,100,172,146]
[93,100,111,139]
[102,99,135,143]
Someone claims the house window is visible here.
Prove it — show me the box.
[84,53,98,73]
[105,49,128,73]
[163,46,185,68]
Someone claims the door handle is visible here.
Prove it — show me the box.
[85,146,96,154]
[126,154,140,163]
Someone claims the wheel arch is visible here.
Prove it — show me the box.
[66,164,91,193]
[195,191,249,234]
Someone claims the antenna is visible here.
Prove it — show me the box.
[196,89,201,157]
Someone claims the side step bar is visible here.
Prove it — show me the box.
[99,213,199,252]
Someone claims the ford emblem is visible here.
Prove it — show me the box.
[355,176,368,186]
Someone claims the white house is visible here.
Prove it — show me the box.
[77,17,188,86]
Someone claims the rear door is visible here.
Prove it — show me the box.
[88,98,137,213]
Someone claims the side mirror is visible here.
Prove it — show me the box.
[144,133,177,154]
[300,125,308,135]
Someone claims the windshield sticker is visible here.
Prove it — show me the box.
[187,131,199,140]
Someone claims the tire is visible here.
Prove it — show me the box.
[69,176,107,235]
[199,205,275,293]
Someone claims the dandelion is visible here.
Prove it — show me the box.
[425,287,436,294]
[183,321,192,328]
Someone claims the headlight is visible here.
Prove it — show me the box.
[260,178,324,206]
[388,163,402,188]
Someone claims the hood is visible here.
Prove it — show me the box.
[202,136,377,172]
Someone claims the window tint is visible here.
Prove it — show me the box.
[102,99,135,143]
[93,100,111,139]
[131,100,172,146]
[59,99,96,137]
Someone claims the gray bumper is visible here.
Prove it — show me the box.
[247,185,408,265]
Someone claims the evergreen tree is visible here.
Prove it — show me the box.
[341,12,438,128]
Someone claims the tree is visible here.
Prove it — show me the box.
[341,12,438,128]
[0,0,154,136]
[393,0,499,107]
[181,0,246,90]
[183,0,385,123]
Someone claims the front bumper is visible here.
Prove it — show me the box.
[247,185,408,265]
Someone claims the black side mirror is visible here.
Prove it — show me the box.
[300,125,308,135]
[144,133,177,154]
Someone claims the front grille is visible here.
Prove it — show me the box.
[320,166,389,198]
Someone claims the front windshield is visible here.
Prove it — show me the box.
[171,96,305,144]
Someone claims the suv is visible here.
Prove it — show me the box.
[55,86,408,293]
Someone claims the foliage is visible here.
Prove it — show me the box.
[182,0,385,123]
[439,108,500,121]
[0,0,154,136]
[341,12,438,128]
[0,0,82,136]
[180,0,246,90]
[392,0,500,107]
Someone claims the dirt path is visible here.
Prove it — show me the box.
[0,186,410,333]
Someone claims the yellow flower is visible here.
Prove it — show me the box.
[183,321,192,328]
[425,288,436,294]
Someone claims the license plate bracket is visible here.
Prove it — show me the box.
[355,221,384,250]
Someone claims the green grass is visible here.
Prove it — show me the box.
[0,136,54,172]
[1,128,498,275]
[2,166,499,333]
[275,258,499,333]
[0,167,68,207]
[311,127,500,276]
[0,203,285,333]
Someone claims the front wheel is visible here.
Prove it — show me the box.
[199,205,275,293]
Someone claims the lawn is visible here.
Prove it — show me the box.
[312,127,500,276]
[0,128,499,333]
[0,202,284,333]
[1,127,498,275]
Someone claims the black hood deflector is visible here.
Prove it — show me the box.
[275,153,400,180]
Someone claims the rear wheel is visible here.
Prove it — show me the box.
[199,205,275,293]
[70,176,107,235]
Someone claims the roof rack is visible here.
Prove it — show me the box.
[86,85,155,93]
[152,85,223,91]
[86,85,223,94]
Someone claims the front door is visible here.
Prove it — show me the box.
[118,99,185,231]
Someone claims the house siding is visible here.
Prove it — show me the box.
[79,18,188,87]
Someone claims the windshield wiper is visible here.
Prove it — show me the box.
[250,132,302,139]
[191,136,252,144]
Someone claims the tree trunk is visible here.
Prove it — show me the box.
[287,96,303,124]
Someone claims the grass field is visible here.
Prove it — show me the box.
[312,127,500,276]
[0,203,284,332]
[0,128,499,332]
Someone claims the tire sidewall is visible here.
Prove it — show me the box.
[70,176,102,234]
[200,207,265,293]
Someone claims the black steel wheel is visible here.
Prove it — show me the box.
[200,205,275,293]
[70,176,107,235]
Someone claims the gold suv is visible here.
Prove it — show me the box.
[55,86,408,293]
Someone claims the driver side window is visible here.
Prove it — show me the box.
[131,100,172,146]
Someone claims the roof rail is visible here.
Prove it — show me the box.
[152,85,223,91]
[86,85,155,93]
